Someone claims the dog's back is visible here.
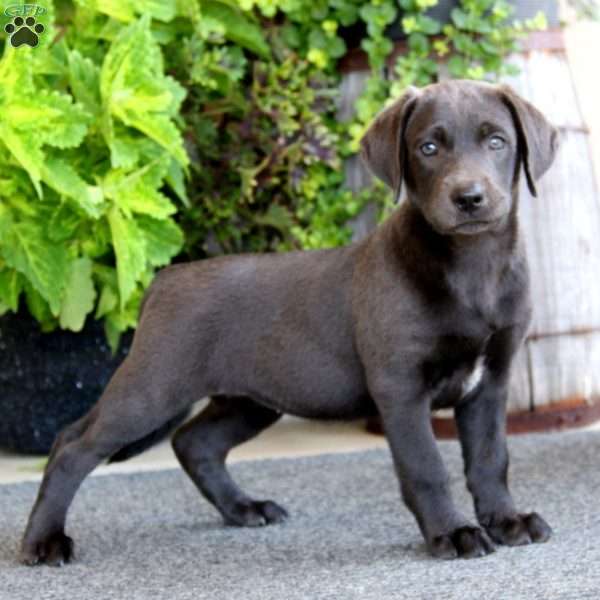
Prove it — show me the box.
[137,245,371,418]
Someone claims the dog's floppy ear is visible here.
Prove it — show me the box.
[360,87,420,202]
[498,84,560,197]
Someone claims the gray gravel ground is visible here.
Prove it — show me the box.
[1,430,600,599]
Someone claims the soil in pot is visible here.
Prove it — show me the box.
[0,311,132,455]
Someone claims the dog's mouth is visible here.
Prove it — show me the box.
[448,219,498,235]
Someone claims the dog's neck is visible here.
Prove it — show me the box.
[382,189,521,302]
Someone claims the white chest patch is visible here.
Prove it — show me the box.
[461,355,486,397]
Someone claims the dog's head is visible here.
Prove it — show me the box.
[360,80,559,236]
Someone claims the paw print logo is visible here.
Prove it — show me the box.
[4,16,45,47]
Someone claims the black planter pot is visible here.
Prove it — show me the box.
[0,312,132,455]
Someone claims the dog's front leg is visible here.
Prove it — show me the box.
[376,380,494,559]
[455,374,552,547]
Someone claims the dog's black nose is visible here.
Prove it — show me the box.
[452,185,486,213]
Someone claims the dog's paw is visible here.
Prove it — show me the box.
[429,526,495,560]
[224,499,289,527]
[20,532,74,567]
[483,512,552,546]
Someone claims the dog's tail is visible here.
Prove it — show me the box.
[107,409,190,463]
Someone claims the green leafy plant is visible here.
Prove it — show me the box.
[347,0,548,151]
[0,0,551,347]
[0,3,187,348]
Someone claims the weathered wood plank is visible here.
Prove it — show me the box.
[526,331,600,405]
[519,129,600,334]
[508,345,533,411]
[502,51,600,407]
[337,70,370,123]
[502,51,585,130]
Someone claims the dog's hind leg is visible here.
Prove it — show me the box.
[44,412,91,466]
[20,357,194,566]
[172,396,287,527]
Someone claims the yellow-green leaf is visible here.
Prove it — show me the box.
[59,257,96,331]
[0,269,22,312]
[0,124,44,197]
[103,159,176,218]
[137,215,183,266]
[95,283,118,319]
[75,0,177,22]
[203,1,271,59]
[100,16,188,167]
[68,50,102,115]
[1,221,69,315]
[114,108,188,167]
[24,282,56,331]
[166,157,189,206]
[108,207,147,308]
[42,157,105,218]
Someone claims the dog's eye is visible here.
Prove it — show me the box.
[488,135,506,150]
[420,142,438,157]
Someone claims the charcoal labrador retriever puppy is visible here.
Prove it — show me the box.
[21,79,559,566]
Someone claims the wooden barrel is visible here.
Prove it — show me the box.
[340,31,600,433]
